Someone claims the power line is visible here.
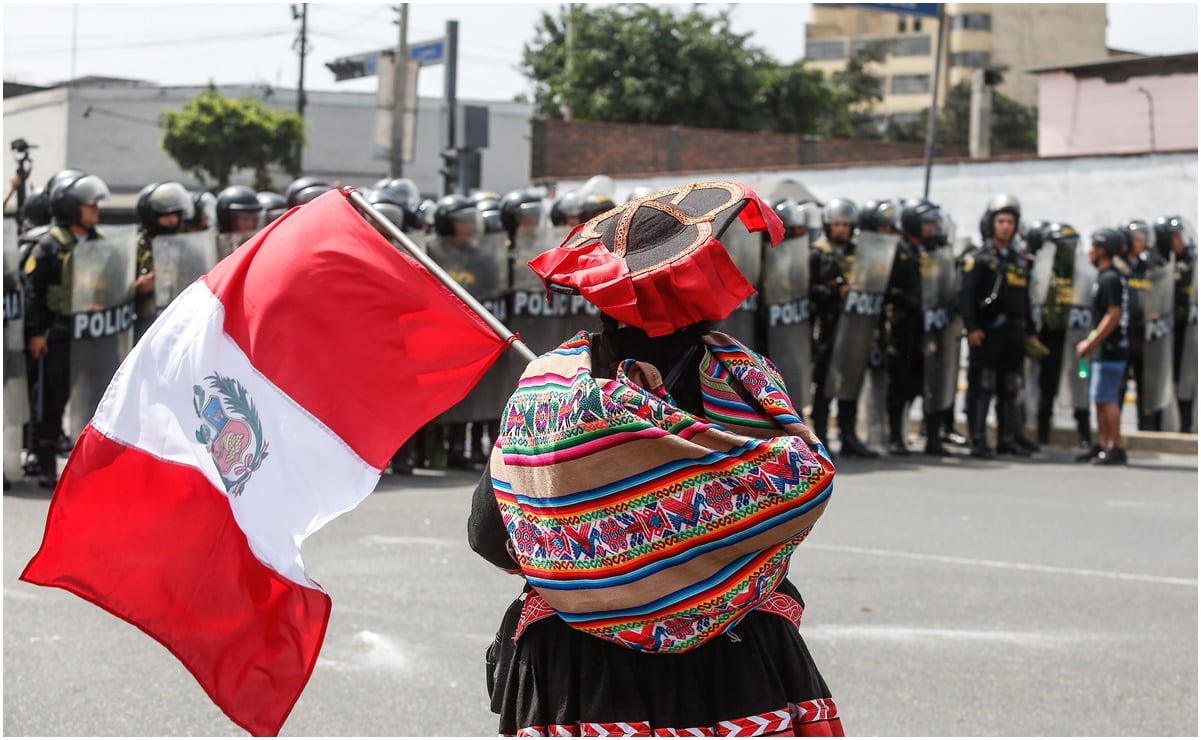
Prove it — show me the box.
[10,28,294,56]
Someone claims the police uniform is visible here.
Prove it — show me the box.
[1122,250,1168,430]
[23,224,97,483]
[960,239,1037,457]
[883,236,923,453]
[133,234,156,341]
[1035,241,1092,446]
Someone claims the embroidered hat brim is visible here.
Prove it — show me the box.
[528,181,785,337]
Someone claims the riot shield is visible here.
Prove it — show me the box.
[921,247,961,414]
[1059,244,1097,410]
[1138,255,1175,416]
[152,229,219,309]
[761,230,811,409]
[1028,244,1055,329]
[66,225,137,438]
[1178,264,1198,404]
[3,218,28,479]
[427,232,510,424]
[217,230,258,260]
[714,218,763,348]
[825,232,897,402]
[508,222,585,358]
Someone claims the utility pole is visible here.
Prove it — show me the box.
[442,19,459,196]
[921,5,947,199]
[391,4,409,177]
[292,4,309,169]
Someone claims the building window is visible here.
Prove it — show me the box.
[950,51,991,68]
[890,74,931,95]
[806,39,846,61]
[897,16,907,33]
[951,13,992,31]
[850,38,890,56]
[913,18,922,31]
[892,35,932,56]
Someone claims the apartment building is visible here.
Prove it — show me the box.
[805,3,1109,126]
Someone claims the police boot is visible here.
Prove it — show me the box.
[1179,400,1195,434]
[968,374,995,459]
[939,408,970,447]
[810,397,830,450]
[887,404,910,456]
[923,413,950,456]
[1074,408,1093,449]
[1036,397,1056,445]
[838,400,879,459]
[994,403,1031,457]
[35,448,58,490]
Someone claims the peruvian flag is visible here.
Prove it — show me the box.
[21,190,507,736]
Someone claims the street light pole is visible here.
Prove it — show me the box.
[1137,86,1156,154]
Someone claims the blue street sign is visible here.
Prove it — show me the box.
[850,3,941,18]
[409,38,445,65]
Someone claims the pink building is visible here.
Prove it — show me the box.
[1033,53,1197,157]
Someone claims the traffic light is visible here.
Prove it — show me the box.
[439,148,459,195]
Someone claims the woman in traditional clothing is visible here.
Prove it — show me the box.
[469,181,843,736]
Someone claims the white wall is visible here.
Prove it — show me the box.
[555,152,1199,245]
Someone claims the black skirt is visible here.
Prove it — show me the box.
[485,578,844,737]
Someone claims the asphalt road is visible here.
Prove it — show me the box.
[4,446,1196,737]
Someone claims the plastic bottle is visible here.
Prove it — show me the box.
[1077,357,1090,379]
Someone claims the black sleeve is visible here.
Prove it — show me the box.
[23,240,55,339]
[1096,271,1123,315]
[467,463,520,570]
[960,255,984,333]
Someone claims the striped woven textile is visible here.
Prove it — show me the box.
[491,330,835,653]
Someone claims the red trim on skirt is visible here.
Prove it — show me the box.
[509,699,843,736]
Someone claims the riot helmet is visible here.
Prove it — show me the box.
[499,189,544,235]
[1045,222,1079,250]
[822,198,858,242]
[186,191,216,232]
[549,190,583,227]
[900,198,941,242]
[1023,219,1050,253]
[769,197,808,240]
[257,191,289,226]
[578,193,617,224]
[433,194,478,238]
[136,181,194,235]
[858,198,898,233]
[1090,227,1126,259]
[417,198,438,233]
[981,193,1021,241]
[1153,215,1193,259]
[49,172,110,227]
[284,176,332,208]
[216,185,264,233]
[1120,218,1153,257]
[22,187,51,229]
[290,183,334,207]
[45,168,85,198]
[366,186,421,232]
[472,191,504,234]
[377,178,421,209]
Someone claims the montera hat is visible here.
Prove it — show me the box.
[528,181,784,337]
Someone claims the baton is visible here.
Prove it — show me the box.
[343,187,537,364]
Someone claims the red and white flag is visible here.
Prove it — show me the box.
[21,190,507,736]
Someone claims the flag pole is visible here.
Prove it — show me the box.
[342,187,537,363]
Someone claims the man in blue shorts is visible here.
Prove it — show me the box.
[1075,228,1131,465]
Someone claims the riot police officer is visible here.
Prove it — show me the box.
[133,181,194,341]
[1155,215,1197,432]
[961,194,1040,458]
[859,198,900,235]
[23,170,110,487]
[1118,219,1167,430]
[184,191,216,233]
[578,193,617,224]
[215,185,264,256]
[810,197,878,458]
[433,194,481,469]
[284,176,333,208]
[1032,222,1093,448]
[549,191,583,228]
[500,188,544,244]
[887,199,945,455]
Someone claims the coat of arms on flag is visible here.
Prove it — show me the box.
[193,372,268,497]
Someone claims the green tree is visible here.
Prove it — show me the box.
[160,86,306,190]
[520,4,775,130]
[826,42,887,138]
[887,80,1038,151]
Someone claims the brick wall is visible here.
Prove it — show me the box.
[531,118,976,181]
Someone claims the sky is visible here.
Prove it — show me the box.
[2,2,1199,103]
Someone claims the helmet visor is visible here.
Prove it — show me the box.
[149,182,195,220]
[70,175,110,205]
